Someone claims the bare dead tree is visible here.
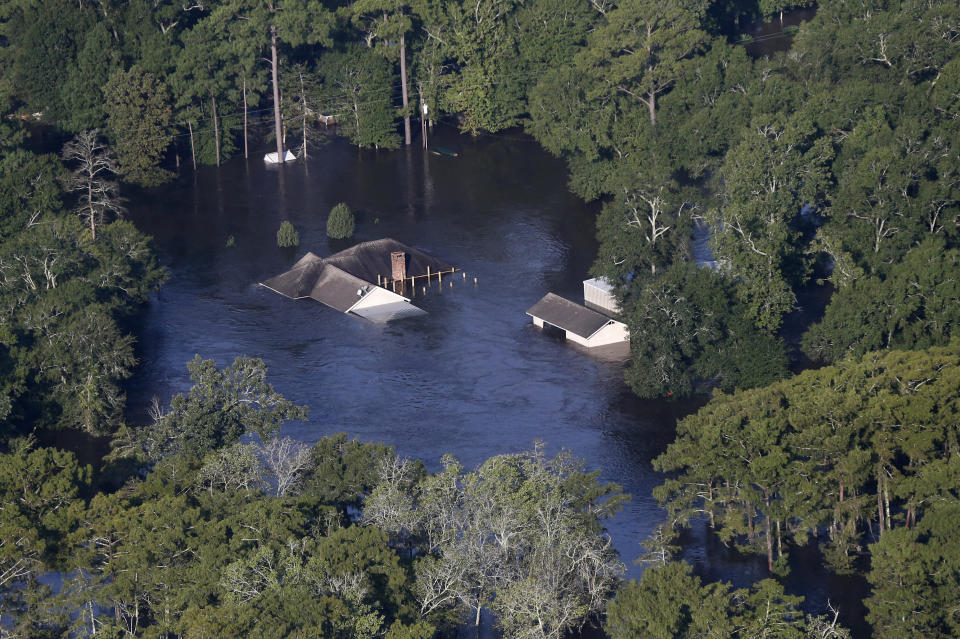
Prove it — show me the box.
[258,436,312,496]
[806,601,851,639]
[61,130,125,241]
[196,443,266,494]
[362,455,421,543]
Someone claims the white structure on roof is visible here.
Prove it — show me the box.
[583,277,620,314]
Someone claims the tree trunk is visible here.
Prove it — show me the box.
[776,519,782,559]
[883,476,891,530]
[243,75,249,159]
[876,472,885,537]
[353,98,361,142]
[271,24,285,163]
[400,33,411,146]
[764,495,773,572]
[419,84,428,148]
[299,70,308,160]
[212,95,220,167]
[708,484,716,529]
[88,177,96,240]
[188,121,197,171]
[647,87,656,125]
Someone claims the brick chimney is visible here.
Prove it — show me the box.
[391,251,407,281]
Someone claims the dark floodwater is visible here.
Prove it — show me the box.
[126,127,867,636]
[742,7,818,58]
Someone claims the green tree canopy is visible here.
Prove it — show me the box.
[104,66,174,187]
[139,355,308,461]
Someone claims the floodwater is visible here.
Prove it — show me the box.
[742,6,818,58]
[126,126,867,636]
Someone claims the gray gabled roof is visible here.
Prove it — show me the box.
[323,238,453,283]
[261,262,372,312]
[526,293,618,340]
[304,264,373,312]
[260,239,452,314]
[259,251,324,300]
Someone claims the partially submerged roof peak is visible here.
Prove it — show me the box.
[259,238,456,321]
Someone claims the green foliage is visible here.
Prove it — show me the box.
[623,263,789,399]
[319,45,400,149]
[0,437,89,606]
[138,355,308,461]
[281,63,327,159]
[655,343,960,573]
[706,115,831,333]
[4,0,93,127]
[103,66,174,187]
[327,202,355,239]
[0,149,63,240]
[57,20,122,132]
[866,502,960,638]
[606,557,848,639]
[0,148,164,437]
[300,433,396,513]
[803,239,960,363]
[21,445,425,639]
[581,0,707,127]
[606,562,734,639]
[364,445,626,637]
[592,170,695,282]
[171,14,247,166]
[431,0,526,133]
[276,220,300,248]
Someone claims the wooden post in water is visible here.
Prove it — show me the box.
[427,266,431,283]
[438,271,442,285]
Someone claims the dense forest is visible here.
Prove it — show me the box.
[1,0,958,636]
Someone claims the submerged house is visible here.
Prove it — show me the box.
[260,238,455,322]
[526,279,628,348]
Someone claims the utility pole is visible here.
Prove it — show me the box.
[421,101,428,149]
[400,33,411,146]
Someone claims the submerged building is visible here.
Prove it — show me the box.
[526,279,628,348]
[260,238,455,322]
